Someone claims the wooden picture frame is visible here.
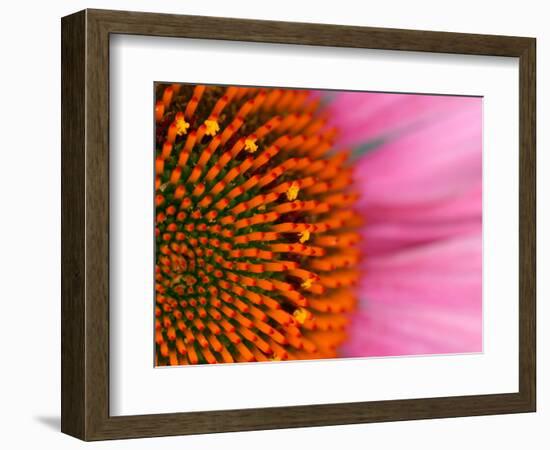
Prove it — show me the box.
[61,8,536,441]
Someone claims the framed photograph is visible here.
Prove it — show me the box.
[61,9,536,441]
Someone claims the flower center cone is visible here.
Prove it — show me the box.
[154,84,362,366]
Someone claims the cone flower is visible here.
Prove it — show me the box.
[154,84,361,366]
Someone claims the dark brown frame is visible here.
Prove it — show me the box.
[61,8,536,441]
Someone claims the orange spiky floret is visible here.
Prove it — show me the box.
[154,82,361,366]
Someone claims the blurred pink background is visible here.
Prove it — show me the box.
[320,91,482,357]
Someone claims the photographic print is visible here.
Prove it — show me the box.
[61,10,535,439]
[154,83,482,367]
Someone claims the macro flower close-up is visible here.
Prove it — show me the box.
[153,83,482,366]
[324,91,482,357]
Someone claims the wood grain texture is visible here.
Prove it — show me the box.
[61,10,86,439]
[518,39,536,409]
[61,8,537,441]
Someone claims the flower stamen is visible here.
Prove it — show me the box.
[175,117,190,136]
[204,119,220,136]
[293,308,309,324]
[245,137,258,153]
[286,182,300,201]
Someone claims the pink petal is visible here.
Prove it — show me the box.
[342,234,482,357]
[361,183,481,255]
[353,100,482,206]
[325,92,481,148]
[320,90,483,359]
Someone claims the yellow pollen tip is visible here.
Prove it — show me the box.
[286,182,300,201]
[204,119,220,136]
[245,138,258,153]
[293,307,308,324]
[175,118,190,136]
[299,230,310,243]
[301,278,313,289]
